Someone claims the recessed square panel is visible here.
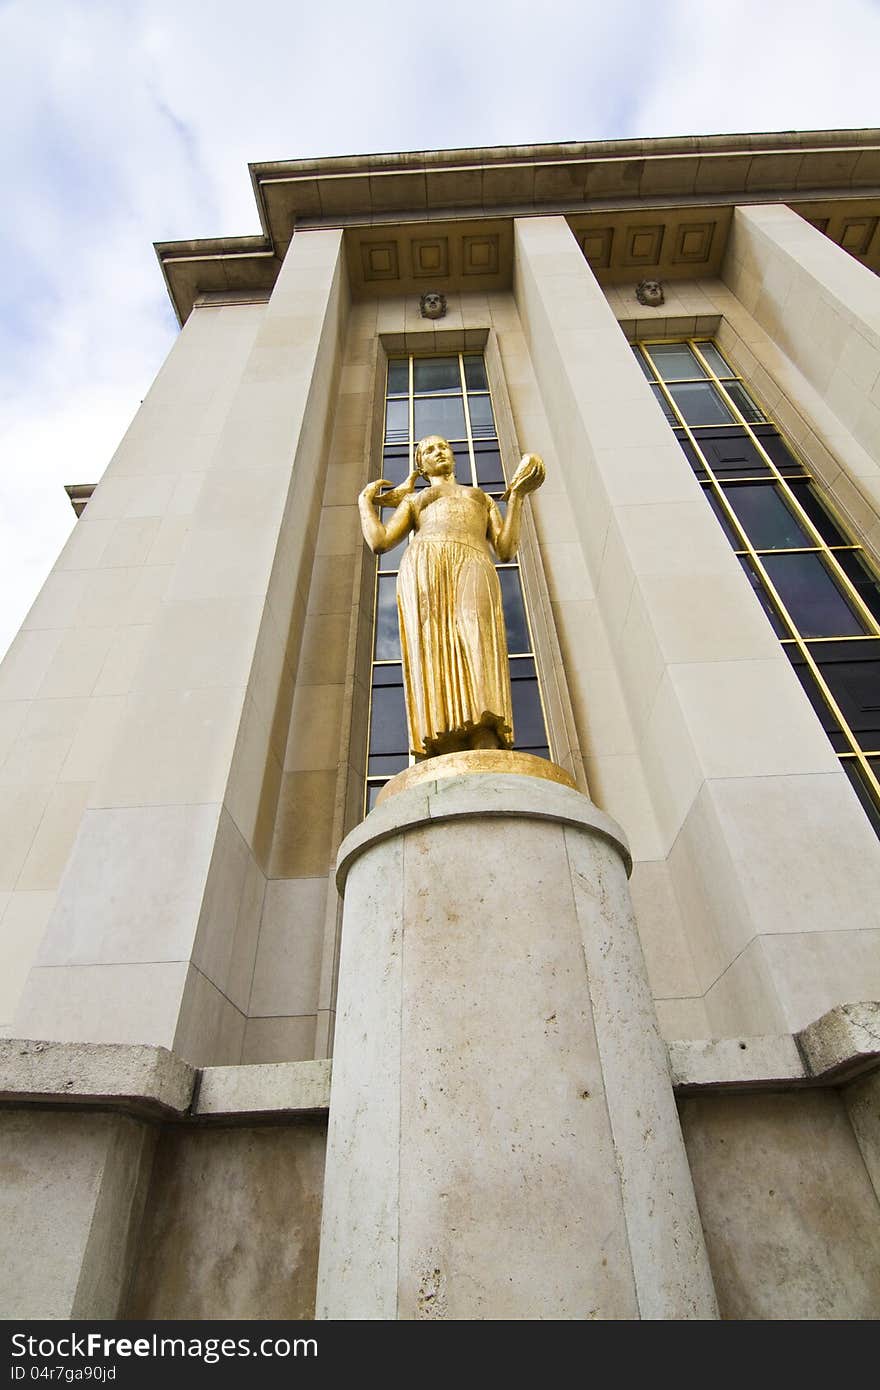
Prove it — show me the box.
[806,216,829,234]
[623,224,664,266]
[411,237,449,277]
[673,221,715,264]
[580,227,613,269]
[462,235,499,275]
[361,241,399,281]
[839,217,877,255]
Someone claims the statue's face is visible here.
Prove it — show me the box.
[636,279,664,307]
[420,292,446,320]
[417,436,455,477]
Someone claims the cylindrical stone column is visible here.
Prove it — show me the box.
[317,766,717,1320]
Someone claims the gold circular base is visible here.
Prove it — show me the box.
[376,750,577,805]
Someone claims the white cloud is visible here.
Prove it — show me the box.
[1,0,878,658]
[628,0,880,138]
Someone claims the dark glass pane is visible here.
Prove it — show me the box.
[382,446,412,486]
[463,355,488,390]
[724,380,765,423]
[386,359,409,395]
[366,782,384,813]
[374,574,400,660]
[704,486,744,549]
[475,444,505,490]
[650,384,677,423]
[414,395,466,440]
[385,398,409,443]
[692,428,771,478]
[752,427,806,475]
[784,648,848,751]
[723,484,813,550]
[674,430,706,474]
[785,483,849,547]
[499,568,530,654]
[377,516,408,572]
[632,346,655,381]
[762,553,868,637]
[372,662,403,686]
[737,557,788,637]
[520,745,551,761]
[841,759,880,837]
[834,552,880,625]
[801,638,880,744]
[509,657,537,681]
[413,357,460,394]
[511,677,546,748]
[451,443,472,482]
[668,381,735,426]
[647,343,707,381]
[694,342,735,378]
[368,682,407,756]
[468,393,496,438]
[368,752,408,776]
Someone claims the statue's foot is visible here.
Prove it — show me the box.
[468,726,503,751]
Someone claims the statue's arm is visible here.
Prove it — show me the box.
[358,478,416,554]
[487,493,524,562]
[487,453,545,561]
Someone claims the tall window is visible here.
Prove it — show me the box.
[634,338,880,835]
[365,353,549,811]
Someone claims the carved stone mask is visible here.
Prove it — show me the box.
[636,280,664,307]
[419,291,447,320]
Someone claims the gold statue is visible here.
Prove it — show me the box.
[358,435,545,758]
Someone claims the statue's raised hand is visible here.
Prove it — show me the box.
[360,477,392,505]
[502,453,545,500]
[370,470,419,508]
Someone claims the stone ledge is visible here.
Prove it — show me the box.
[4,1005,878,1116]
[195,1059,331,1119]
[0,1042,331,1123]
[0,1039,195,1119]
[797,1001,880,1081]
[670,1001,880,1094]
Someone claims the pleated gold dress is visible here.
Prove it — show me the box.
[397,487,513,755]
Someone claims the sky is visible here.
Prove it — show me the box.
[1,0,879,661]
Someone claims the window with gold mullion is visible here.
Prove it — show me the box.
[634,336,880,833]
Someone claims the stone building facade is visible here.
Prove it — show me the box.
[1,130,880,1319]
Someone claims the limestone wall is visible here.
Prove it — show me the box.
[125,1120,326,1319]
[680,1089,880,1318]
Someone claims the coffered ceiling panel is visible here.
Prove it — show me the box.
[796,200,880,272]
[345,221,513,297]
[568,207,732,284]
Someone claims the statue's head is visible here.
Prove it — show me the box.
[636,279,664,307]
[415,436,455,479]
[419,291,447,320]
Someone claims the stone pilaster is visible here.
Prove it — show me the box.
[725,203,880,476]
[14,229,348,1063]
[513,215,880,1035]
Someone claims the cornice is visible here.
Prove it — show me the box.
[155,130,880,323]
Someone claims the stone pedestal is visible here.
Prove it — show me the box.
[317,768,717,1319]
